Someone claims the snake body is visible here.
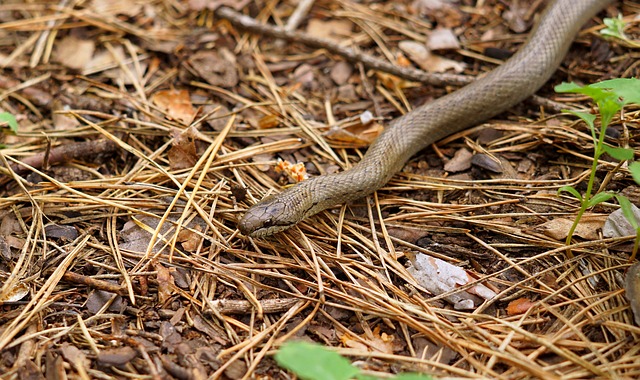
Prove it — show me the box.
[239,0,611,237]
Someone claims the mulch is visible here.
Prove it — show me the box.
[0,0,638,378]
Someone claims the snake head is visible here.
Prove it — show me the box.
[238,193,306,237]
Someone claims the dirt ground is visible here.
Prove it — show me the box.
[0,0,639,378]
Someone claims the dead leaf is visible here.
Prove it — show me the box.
[187,50,238,88]
[330,61,353,85]
[54,36,95,70]
[154,261,176,304]
[0,280,28,303]
[177,224,203,252]
[168,127,199,170]
[306,19,352,42]
[96,347,138,366]
[340,326,396,354]
[52,100,80,130]
[407,252,496,309]
[603,204,640,238]
[188,0,251,11]
[534,216,605,240]
[293,63,315,85]
[625,262,640,326]
[506,298,536,316]
[324,113,384,149]
[152,90,197,125]
[503,2,529,33]
[258,114,279,129]
[471,153,504,173]
[444,148,472,172]
[60,344,89,376]
[398,40,465,73]
[89,0,143,16]
[427,27,460,50]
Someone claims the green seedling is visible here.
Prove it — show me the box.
[555,78,640,259]
[275,341,433,380]
[600,15,640,48]
[0,112,18,134]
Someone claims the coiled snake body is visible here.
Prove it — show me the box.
[239,0,611,237]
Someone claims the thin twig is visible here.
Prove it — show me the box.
[215,6,575,113]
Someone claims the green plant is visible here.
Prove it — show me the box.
[600,15,640,48]
[555,78,640,259]
[0,112,18,134]
[275,341,433,380]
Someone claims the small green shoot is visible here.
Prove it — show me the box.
[0,112,18,134]
[555,78,640,259]
[600,15,640,48]
[275,341,433,380]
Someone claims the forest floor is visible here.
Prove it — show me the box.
[0,0,639,378]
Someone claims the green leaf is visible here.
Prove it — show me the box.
[591,78,640,105]
[630,162,640,186]
[586,192,614,208]
[615,194,639,230]
[564,110,596,131]
[558,186,583,202]
[0,112,18,134]
[600,15,626,39]
[603,146,634,161]
[275,342,360,380]
[598,96,623,128]
[555,82,610,103]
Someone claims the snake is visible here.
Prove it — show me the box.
[238,0,612,237]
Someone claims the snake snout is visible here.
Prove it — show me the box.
[238,197,297,237]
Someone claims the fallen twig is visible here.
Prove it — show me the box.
[215,6,575,113]
[8,139,119,174]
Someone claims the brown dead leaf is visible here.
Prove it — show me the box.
[52,100,81,130]
[340,326,396,354]
[534,216,606,241]
[399,40,465,73]
[444,148,472,172]
[187,50,238,88]
[0,280,28,303]
[293,63,315,85]
[96,347,138,367]
[60,344,89,376]
[258,114,279,129]
[152,90,197,125]
[168,127,199,170]
[177,225,203,252]
[154,261,176,304]
[324,121,384,149]
[89,0,143,16]
[625,262,640,326]
[54,36,95,70]
[306,19,353,42]
[506,298,536,316]
[188,0,251,11]
[330,61,353,85]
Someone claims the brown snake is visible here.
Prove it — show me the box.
[238,0,612,237]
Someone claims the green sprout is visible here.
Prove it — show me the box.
[555,78,640,259]
[0,112,18,134]
[275,341,433,380]
[600,15,640,49]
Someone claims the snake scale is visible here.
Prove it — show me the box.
[239,0,612,237]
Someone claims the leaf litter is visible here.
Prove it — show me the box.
[0,0,639,378]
